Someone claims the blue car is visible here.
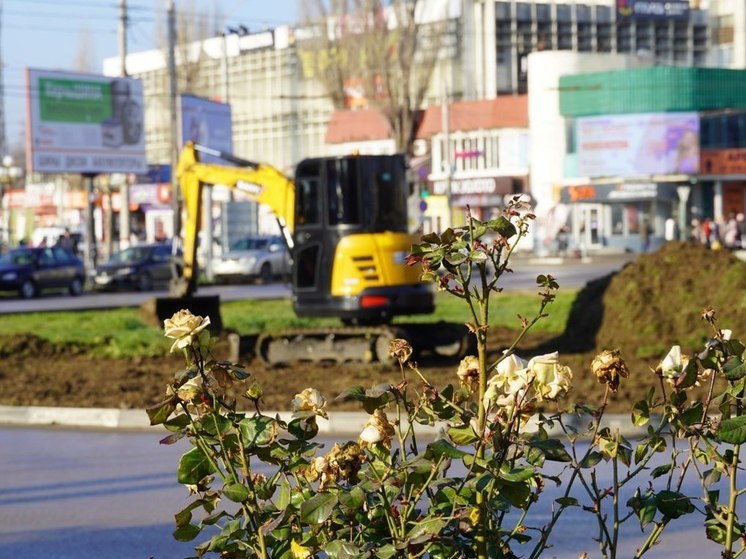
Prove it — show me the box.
[0,246,86,299]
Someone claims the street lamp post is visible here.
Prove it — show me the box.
[0,155,23,249]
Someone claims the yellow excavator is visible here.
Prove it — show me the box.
[153,141,469,365]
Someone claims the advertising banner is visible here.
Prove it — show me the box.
[616,0,689,21]
[577,112,699,178]
[26,69,147,174]
[180,95,233,164]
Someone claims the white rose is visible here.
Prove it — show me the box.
[488,353,529,395]
[658,345,689,382]
[528,352,572,401]
[163,309,211,353]
[290,388,328,420]
[359,410,395,447]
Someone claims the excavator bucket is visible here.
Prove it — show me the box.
[140,295,223,333]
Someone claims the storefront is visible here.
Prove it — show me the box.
[559,181,681,253]
[425,175,526,232]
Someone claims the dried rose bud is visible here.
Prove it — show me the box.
[701,307,716,323]
[389,338,413,364]
[591,349,629,392]
[457,355,480,390]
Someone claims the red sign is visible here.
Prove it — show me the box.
[700,149,746,175]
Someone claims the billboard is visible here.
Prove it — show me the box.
[26,69,147,174]
[577,112,699,178]
[179,95,233,164]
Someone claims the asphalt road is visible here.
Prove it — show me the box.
[0,254,636,315]
[0,425,732,559]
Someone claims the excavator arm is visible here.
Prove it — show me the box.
[172,141,295,297]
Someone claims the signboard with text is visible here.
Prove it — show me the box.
[616,0,689,21]
[25,69,147,174]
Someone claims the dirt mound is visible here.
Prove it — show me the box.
[2,243,743,413]
[561,241,746,359]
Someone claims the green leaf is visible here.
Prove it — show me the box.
[529,439,572,462]
[223,482,249,503]
[555,497,579,507]
[173,523,201,542]
[426,439,468,460]
[338,486,365,514]
[448,424,479,445]
[724,356,746,382]
[580,451,604,468]
[486,216,517,238]
[445,252,468,266]
[239,416,277,447]
[499,466,535,483]
[499,481,531,508]
[146,396,177,425]
[325,540,364,559]
[276,477,291,511]
[650,464,672,479]
[632,400,650,426]
[718,415,746,445]
[300,492,338,524]
[655,490,694,519]
[374,544,398,559]
[177,447,216,485]
[706,522,728,544]
[407,517,447,540]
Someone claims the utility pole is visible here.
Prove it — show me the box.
[441,82,453,229]
[118,0,131,250]
[0,1,7,159]
[167,0,180,243]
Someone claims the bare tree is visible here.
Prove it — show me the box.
[155,0,219,95]
[298,0,448,154]
[73,27,96,73]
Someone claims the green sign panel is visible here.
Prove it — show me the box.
[38,78,113,123]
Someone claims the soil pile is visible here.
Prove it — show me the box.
[0,242,743,414]
[554,242,746,406]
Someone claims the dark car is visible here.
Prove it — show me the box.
[0,246,86,299]
[91,243,180,292]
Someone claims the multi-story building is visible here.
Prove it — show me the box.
[99,0,736,250]
[463,0,709,98]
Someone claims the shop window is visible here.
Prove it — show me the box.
[611,204,624,235]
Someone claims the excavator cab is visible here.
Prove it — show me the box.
[292,154,434,324]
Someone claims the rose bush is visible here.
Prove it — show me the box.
[149,199,745,558]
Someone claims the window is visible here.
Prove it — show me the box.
[326,159,360,226]
[296,177,321,227]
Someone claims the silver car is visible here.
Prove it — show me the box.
[211,235,291,284]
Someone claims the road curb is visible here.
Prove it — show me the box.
[0,404,649,438]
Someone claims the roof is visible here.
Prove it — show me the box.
[325,108,392,144]
[416,96,529,138]
[324,96,528,145]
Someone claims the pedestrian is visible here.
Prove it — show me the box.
[640,215,651,252]
[56,228,75,252]
[737,213,745,248]
[724,212,739,249]
[664,217,677,242]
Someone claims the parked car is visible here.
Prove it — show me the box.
[211,235,291,284]
[0,246,86,298]
[91,243,180,292]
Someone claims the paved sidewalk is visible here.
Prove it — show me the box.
[0,404,647,439]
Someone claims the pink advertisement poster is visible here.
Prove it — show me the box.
[577,112,699,178]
